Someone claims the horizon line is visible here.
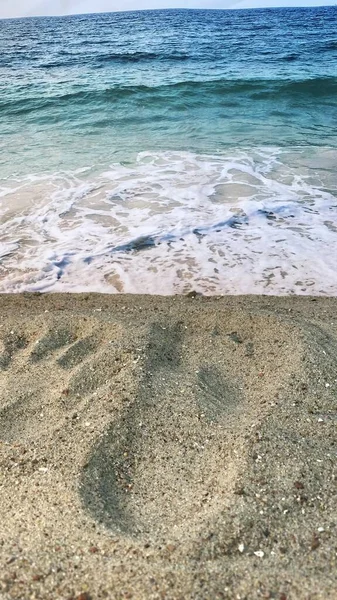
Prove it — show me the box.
[0,4,335,21]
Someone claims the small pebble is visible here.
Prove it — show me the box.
[294,481,304,490]
[311,535,320,550]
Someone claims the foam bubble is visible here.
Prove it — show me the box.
[1,148,337,295]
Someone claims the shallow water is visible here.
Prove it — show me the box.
[1,7,337,294]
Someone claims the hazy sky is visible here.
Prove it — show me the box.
[0,0,334,19]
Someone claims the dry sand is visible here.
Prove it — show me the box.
[0,293,336,600]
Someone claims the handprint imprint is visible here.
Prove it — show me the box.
[0,316,124,442]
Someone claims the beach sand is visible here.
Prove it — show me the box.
[0,293,336,599]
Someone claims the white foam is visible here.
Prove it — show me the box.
[1,148,337,295]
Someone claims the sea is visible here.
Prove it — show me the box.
[0,6,337,294]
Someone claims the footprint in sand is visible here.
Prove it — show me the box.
[79,314,297,544]
[0,308,299,548]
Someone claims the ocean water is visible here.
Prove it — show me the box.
[0,6,337,294]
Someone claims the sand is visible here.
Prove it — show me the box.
[0,293,336,600]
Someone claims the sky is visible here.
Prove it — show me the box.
[0,0,335,19]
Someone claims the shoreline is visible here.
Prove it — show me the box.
[0,293,336,599]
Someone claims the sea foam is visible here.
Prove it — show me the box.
[1,148,336,295]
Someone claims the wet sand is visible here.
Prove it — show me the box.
[0,293,336,599]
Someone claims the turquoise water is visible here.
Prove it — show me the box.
[0,7,337,294]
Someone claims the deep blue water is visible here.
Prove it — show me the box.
[0,7,337,295]
[0,7,336,175]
